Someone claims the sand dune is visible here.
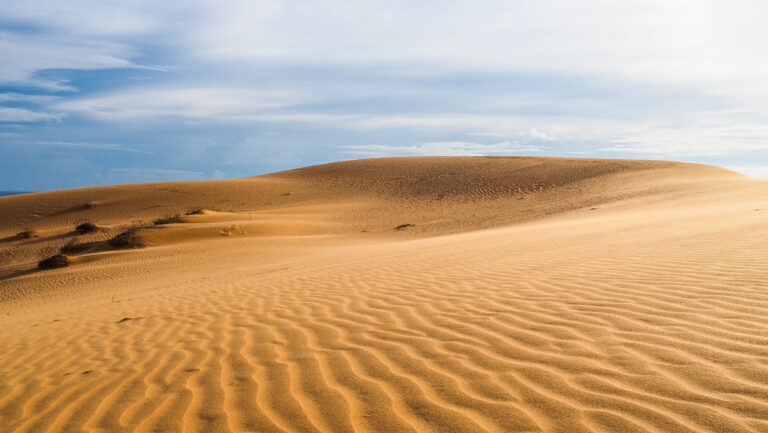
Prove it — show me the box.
[1,157,767,433]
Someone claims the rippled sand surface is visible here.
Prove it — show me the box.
[1,157,767,433]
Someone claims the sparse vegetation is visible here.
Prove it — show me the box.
[108,226,146,249]
[154,214,183,225]
[186,208,207,215]
[75,222,98,234]
[60,240,89,254]
[394,224,414,231]
[38,254,69,270]
[17,230,39,239]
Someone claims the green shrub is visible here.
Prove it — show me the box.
[60,240,89,254]
[76,222,98,234]
[108,227,146,249]
[17,230,39,239]
[154,214,183,225]
[39,254,69,270]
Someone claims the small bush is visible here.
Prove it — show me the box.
[108,227,146,249]
[76,222,98,234]
[39,254,69,270]
[186,209,206,215]
[154,214,183,225]
[60,240,89,254]
[17,230,39,239]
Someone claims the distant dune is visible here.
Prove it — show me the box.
[1,157,767,433]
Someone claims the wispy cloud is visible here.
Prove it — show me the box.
[725,165,768,179]
[600,125,768,156]
[0,93,61,104]
[53,87,313,120]
[36,141,149,153]
[0,1,169,36]
[106,168,207,182]
[0,107,61,122]
[469,129,557,141]
[526,128,556,142]
[0,31,139,90]
[340,141,543,157]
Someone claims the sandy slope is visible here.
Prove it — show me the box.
[1,156,767,433]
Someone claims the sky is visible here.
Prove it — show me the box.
[3,0,768,191]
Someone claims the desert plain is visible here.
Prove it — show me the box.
[1,156,767,433]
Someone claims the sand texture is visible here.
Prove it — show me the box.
[1,156,767,433]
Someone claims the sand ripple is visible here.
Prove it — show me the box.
[1,157,767,432]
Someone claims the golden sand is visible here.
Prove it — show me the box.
[1,157,767,432]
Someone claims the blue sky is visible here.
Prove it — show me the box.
[3,0,768,191]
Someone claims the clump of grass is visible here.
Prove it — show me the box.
[153,214,183,225]
[108,226,146,249]
[75,222,98,234]
[17,229,40,239]
[60,240,89,254]
[39,254,69,270]
[186,208,207,215]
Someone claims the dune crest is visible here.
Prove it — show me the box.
[1,157,767,433]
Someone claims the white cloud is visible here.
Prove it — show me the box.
[7,1,768,97]
[340,140,542,157]
[0,93,61,104]
[47,82,768,158]
[36,141,148,153]
[52,87,768,159]
[5,0,768,166]
[0,2,166,36]
[725,166,768,179]
[178,0,768,96]
[53,87,313,120]
[467,132,507,138]
[601,124,768,156]
[468,129,558,142]
[0,107,61,122]
[106,168,207,182]
[50,95,605,137]
[0,31,138,89]
[526,128,556,142]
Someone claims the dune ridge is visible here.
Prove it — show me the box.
[1,157,767,433]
